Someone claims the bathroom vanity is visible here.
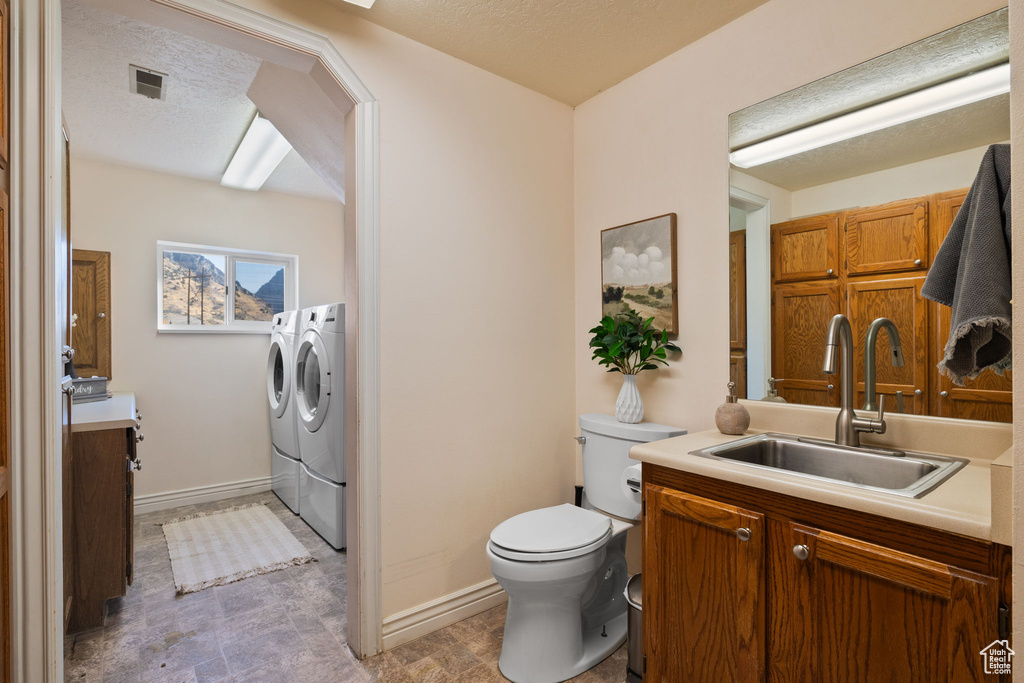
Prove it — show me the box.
[632,401,1011,682]
[67,392,142,632]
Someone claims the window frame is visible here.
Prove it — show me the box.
[156,240,299,334]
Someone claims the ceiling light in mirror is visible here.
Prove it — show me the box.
[730,62,1009,168]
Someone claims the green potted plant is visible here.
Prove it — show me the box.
[588,309,680,423]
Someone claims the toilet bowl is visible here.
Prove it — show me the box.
[488,504,633,683]
[487,414,687,683]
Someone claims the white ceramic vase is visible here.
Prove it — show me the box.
[615,374,644,424]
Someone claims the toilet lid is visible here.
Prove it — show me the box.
[490,504,612,554]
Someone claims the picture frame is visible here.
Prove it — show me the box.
[601,213,678,334]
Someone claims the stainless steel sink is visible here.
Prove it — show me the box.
[690,433,968,498]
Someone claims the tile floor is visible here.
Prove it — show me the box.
[64,492,628,682]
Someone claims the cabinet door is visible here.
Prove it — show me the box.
[71,249,112,380]
[771,213,840,282]
[776,522,998,682]
[643,486,765,682]
[929,189,1011,422]
[730,230,747,351]
[846,197,928,275]
[846,275,928,414]
[772,282,841,407]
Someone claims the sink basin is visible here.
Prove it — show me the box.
[690,433,968,498]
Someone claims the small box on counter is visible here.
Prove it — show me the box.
[72,377,109,404]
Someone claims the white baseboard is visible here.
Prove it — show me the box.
[134,476,273,515]
[382,579,508,650]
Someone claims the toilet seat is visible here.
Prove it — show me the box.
[489,504,613,562]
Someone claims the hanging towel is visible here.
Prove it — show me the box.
[921,144,1012,386]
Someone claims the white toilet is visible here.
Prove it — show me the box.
[487,414,686,683]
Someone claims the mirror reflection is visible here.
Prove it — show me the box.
[728,9,1011,422]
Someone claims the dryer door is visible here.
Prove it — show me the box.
[267,334,291,418]
[296,330,331,433]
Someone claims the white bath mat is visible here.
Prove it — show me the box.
[161,503,314,595]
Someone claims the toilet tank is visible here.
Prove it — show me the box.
[579,414,687,520]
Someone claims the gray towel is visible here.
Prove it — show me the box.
[921,144,1012,386]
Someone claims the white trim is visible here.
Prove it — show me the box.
[729,186,771,401]
[381,580,508,651]
[12,0,65,680]
[133,476,273,515]
[134,0,384,657]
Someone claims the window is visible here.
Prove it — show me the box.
[157,241,298,333]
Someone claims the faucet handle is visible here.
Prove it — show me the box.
[876,394,887,421]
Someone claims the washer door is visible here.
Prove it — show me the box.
[267,334,291,418]
[296,330,331,432]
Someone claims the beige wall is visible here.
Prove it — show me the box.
[70,158,345,497]
[791,143,1000,217]
[574,0,1005,452]
[222,1,578,619]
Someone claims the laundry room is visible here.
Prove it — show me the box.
[60,0,354,662]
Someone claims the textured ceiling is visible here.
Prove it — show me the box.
[728,9,1009,191]
[337,0,772,106]
[62,0,340,201]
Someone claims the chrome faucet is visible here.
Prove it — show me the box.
[863,317,904,411]
[822,314,887,447]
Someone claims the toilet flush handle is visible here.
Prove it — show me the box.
[574,436,586,445]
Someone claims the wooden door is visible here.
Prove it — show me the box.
[71,249,111,379]
[930,189,1012,422]
[61,125,75,632]
[772,282,841,406]
[771,213,840,282]
[730,230,747,397]
[775,521,998,682]
[846,275,928,414]
[643,486,764,682]
[845,197,928,275]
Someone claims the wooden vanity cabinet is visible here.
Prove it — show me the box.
[642,465,1011,683]
[68,424,137,632]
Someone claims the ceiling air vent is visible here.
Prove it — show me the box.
[129,65,168,101]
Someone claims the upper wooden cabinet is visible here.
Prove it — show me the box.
[847,275,928,415]
[643,486,764,682]
[771,213,840,282]
[781,522,998,682]
[71,250,112,380]
[845,197,928,275]
[772,282,841,407]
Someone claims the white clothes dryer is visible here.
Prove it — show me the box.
[268,310,301,514]
[295,303,346,549]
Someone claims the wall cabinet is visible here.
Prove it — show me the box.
[643,465,1011,683]
[771,282,840,407]
[845,197,928,275]
[770,189,1009,422]
[71,249,112,380]
[771,213,840,283]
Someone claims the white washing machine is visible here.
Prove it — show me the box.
[295,303,346,549]
[269,310,301,514]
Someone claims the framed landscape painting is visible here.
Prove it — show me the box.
[601,213,678,334]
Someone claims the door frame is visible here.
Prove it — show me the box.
[12,0,384,677]
[729,186,771,400]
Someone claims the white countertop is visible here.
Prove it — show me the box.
[630,401,1012,544]
[71,391,137,433]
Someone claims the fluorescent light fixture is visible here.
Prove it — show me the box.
[342,0,375,7]
[730,62,1011,169]
[221,115,293,191]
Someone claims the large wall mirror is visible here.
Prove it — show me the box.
[728,9,1010,422]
